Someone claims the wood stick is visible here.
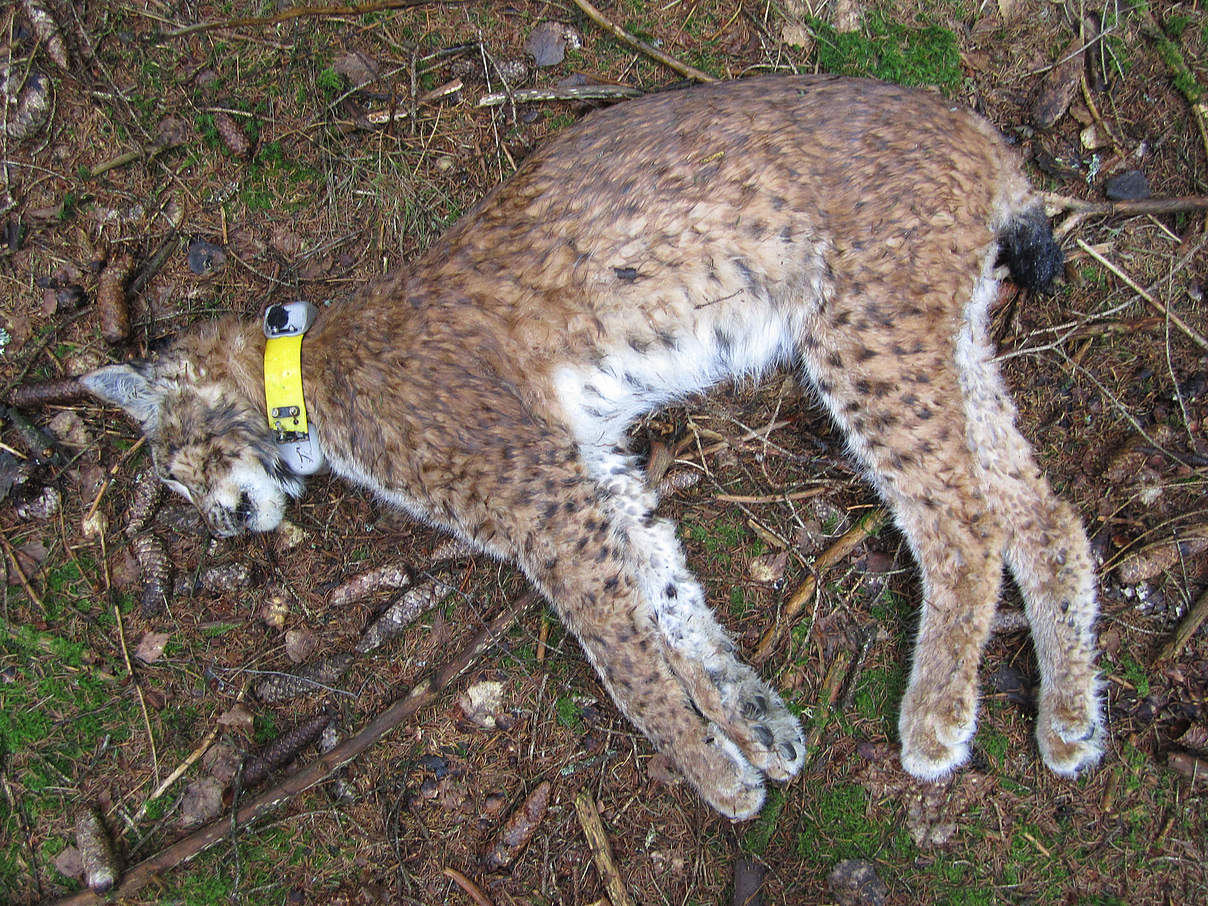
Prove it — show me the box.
[1157,587,1208,664]
[570,0,717,84]
[1045,193,1208,217]
[753,508,887,662]
[574,790,635,906]
[47,593,537,906]
[442,866,495,906]
[1076,239,1208,352]
[478,85,643,107]
[158,0,449,39]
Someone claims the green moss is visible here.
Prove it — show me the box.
[743,787,786,854]
[812,12,962,91]
[555,695,582,730]
[316,65,343,97]
[796,783,905,866]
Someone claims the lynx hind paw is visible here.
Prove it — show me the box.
[898,700,976,781]
[1037,690,1106,777]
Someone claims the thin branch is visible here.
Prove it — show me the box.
[478,85,644,107]
[570,0,718,83]
[1076,239,1208,352]
[46,593,538,906]
[1045,193,1208,217]
[1157,587,1208,664]
[157,1,459,39]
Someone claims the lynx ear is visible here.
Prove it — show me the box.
[80,363,160,427]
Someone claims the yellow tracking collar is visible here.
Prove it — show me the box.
[264,332,308,437]
[262,301,325,476]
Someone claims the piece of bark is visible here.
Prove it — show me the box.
[1032,36,1085,129]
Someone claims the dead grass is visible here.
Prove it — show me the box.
[1,1,1206,904]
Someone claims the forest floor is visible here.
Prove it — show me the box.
[1,2,1206,904]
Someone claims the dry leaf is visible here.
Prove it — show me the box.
[133,631,169,665]
[53,844,83,881]
[748,550,789,583]
[48,410,90,449]
[216,703,255,734]
[332,50,380,87]
[261,591,290,629]
[202,741,243,782]
[1031,36,1084,129]
[179,778,224,828]
[525,22,575,67]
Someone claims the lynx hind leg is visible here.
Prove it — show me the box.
[583,447,806,782]
[956,284,1105,775]
[801,327,1006,781]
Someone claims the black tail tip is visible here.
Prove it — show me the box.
[998,207,1064,293]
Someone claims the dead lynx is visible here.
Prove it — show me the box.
[83,76,1103,819]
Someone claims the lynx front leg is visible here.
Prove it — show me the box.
[500,449,772,818]
[581,447,806,782]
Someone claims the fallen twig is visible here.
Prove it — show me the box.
[573,789,635,906]
[753,508,888,663]
[802,648,851,767]
[157,1,447,39]
[1045,193,1208,217]
[478,84,643,107]
[570,0,717,83]
[47,593,537,906]
[1167,750,1208,783]
[1076,239,1208,352]
[363,78,463,123]
[442,866,495,906]
[1156,587,1208,664]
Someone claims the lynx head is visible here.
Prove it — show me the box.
[81,324,304,537]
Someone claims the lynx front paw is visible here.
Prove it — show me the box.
[1037,688,1105,776]
[898,694,976,781]
[733,688,807,781]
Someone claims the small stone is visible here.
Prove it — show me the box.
[1104,169,1149,201]
[828,859,887,906]
[525,22,570,67]
[187,238,227,276]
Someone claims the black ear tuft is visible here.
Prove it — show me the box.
[998,207,1063,293]
[80,363,160,427]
